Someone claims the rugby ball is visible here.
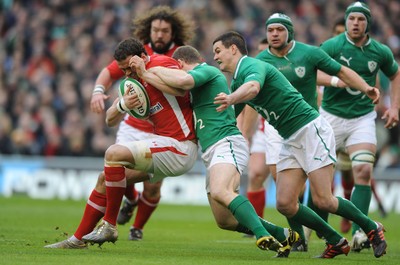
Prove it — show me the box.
[118,78,150,119]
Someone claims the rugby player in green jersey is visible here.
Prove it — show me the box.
[212,30,387,259]
[129,45,301,257]
[319,1,400,252]
[253,12,382,252]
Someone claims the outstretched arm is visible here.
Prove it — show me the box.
[149,67,194,90]
[129,56,186,96]
[317,70,348,88]
[336,66,380,104]
[214,81,260,112]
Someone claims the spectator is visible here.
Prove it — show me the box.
[0,0,399,165]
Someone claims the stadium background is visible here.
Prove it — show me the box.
[0,0,399,212]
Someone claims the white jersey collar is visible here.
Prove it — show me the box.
[344,32,371,47]
[267,41,296,58]
[234,55,248,79]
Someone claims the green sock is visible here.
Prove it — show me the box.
[290,203,342,245]
[350,184,372,234]
[335,196,376,234]
[258,218,286,242]
[228,195,269,239]
[286,217,305,240]
[307,190,329,222]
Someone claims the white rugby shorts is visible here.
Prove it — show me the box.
[277,116,337,174]
[250,129,267,154]
[202,135,249,193]
[264,121,283,165]
[320,108,377,150]
[120,134,198,183]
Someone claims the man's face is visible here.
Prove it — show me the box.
[266,24,288,50]
[213,41,233,73]
[116,56,137,78]
[346,13,368,40]
[150,19,173,54]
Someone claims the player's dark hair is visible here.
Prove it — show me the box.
[133,5,194,46]
[172,45,202,64]
[259,37,268,45]
[114,38,147,61]
[213,31,248,55]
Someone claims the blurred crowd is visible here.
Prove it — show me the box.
[0,0,399,167]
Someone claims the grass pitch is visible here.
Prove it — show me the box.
[0,196,399,265]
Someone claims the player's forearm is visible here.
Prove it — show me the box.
[151,67,194,90]
[230,81,259,105]
[93,68,113,93]
[337,66,369,93]
[142,71,186,96]
[316,70,334,87]
[105,99,125,127]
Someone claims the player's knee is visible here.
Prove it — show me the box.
[350,150,374,181]
[350,150,375,167]
[209,190,222,202]
[312,197,331,212]
[105,144,124,161]
[105,144,135,168]
[248,172,267,187]
[276,196,294,216]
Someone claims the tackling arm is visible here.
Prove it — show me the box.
[214,81,260,112]
[130,57,187,96]
[149,67,194,90]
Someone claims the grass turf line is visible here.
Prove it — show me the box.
[0,196,399,265]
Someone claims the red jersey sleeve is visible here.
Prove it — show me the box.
[106,60,125,80]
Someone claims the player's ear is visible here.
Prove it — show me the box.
[140,52,148,61]
[231,44,238,55]
[177,59,184,68]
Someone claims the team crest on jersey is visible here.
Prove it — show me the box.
[295,67,305,78]
[368,61,377,73]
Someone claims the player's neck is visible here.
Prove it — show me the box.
[352,36,368,47]
[346,32,369,47]
[270,41,293,57]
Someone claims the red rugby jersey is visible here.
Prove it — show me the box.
[107,55,195,141]
[107,60,154,133]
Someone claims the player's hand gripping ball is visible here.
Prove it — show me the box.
[118,78,150,119]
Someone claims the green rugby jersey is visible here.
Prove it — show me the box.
[320,33,398,118]
[256,41,342,110]
[188,63,241,152]
[231,56,319,139]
